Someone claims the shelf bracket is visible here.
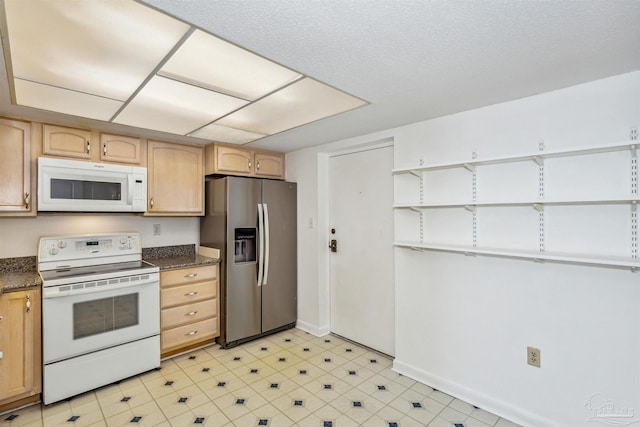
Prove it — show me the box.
[632,202,637,259]
[464,205,476,213]
[409,170,422,178]
[631,266,638,273]
[409,206,422,213]
[463,163,476,173]
[631,145,637,198]
[533,258,545,263]
[464,251,477,257]
[410,247,424,252]
[533,204,544,212]
[533,156,544,166]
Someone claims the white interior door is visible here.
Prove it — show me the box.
[329,145,394,356]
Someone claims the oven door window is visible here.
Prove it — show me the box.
[73,293,139,339]
[51,178,122,201]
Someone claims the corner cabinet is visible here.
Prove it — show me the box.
[0,118,35,216]
[0,288,41,411]
[160,264,219,358]
[394,138,640,271]
[205,143,285,179]
[147,141,204,216]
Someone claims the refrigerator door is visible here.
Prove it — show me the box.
[261,180,297,333]
[225,177,262,343]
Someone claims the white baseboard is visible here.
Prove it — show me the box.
[392,359,562,427]
[296,320,330,337]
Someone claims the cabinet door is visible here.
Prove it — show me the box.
[100,133,143,165]
[215,145,253,175]
[42,124,92,159]
[148,141,204,215]
[0,289,40,403]
[254,152,285,179]
[0,119,33,214]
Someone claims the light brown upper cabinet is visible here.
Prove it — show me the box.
[42,124,92,160]
[0,118,35,216]
[147,141,204,216]
[100,133,144,165]
[205,143,285,179]
[253,152,285,178]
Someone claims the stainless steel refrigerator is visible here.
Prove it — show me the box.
[200,176,297,348]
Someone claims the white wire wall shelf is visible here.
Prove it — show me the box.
[394,198,639,210]
[393,241,640,270]
[392,140,637,175]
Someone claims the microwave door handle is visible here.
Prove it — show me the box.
[127,174,134,204]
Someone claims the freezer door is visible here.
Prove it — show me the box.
[261,180,297,333]
[226,177,262,343]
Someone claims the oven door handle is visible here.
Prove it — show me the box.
[42,275,159,299]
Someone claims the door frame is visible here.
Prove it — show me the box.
[316,137,394,337]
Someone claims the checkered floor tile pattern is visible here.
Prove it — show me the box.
[1,329,522,426]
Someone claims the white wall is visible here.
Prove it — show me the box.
[0,215,199,258]
[286,71,640,427]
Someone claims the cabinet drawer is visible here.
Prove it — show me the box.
[161,299,217,330]
[161,318,217,352]
[160,280,217,308]
[160,265,216,288]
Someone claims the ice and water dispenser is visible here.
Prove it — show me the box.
[234,228,256,263]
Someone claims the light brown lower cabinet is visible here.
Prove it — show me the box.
[160,264,219,358]
[0,288,41,412]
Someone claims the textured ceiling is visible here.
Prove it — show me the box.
[2,0,639,153]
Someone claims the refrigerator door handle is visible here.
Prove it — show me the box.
[257,203,265,286]
[263,203,270,286]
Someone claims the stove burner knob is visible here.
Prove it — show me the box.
[57,240,67,249]
[49,247,59,255]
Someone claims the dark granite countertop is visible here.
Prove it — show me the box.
[0,256,41,294]
[142,244,219,271]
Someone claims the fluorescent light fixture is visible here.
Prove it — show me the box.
[4,0,188,101]
[216,78,368,135]
[14,79,123,121]
[114,76,248,135]
[160,30,301,101]
[1,0,368,143]
[190,124,266,145]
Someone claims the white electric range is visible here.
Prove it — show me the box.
[38,233,160,404]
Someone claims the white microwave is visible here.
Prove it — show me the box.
[38,157,147,212]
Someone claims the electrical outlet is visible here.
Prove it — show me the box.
[527,346,541,368]
[153,224,161,236]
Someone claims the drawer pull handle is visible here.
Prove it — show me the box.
[184,273,198,278]
[184,291,198,296]
[185,330,198,336]
[185,311,198,316]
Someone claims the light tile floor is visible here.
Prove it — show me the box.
[1,328,522,427]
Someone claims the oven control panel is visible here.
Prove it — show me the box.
[38,233,142,269]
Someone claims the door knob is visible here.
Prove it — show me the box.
[329,239,337,252]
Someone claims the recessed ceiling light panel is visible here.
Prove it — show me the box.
[14,79,123,121]
[189,124,265,145]
[114,76,249,135]
[4,0,189,101]
[216,78,368,135]
[160,30,302,101]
